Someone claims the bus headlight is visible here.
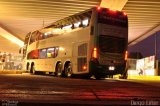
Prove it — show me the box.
[109,66,115,71]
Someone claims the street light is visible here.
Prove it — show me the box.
[154,31,158,76]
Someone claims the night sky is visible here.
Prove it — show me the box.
[128,31,160,60]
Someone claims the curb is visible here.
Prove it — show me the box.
[128,75,160,80]
[0,70,26,74]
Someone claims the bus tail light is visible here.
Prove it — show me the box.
[82,65,87,71]
[92,48,98,59]
[97,6,101,11]
[123,12,127,16]
[125,51,128,60]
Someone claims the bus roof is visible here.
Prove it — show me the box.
[44,7,94,29]
[39,7,126,33]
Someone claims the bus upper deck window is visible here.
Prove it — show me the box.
[63,25,72,29]
[74,22,81,28]
[123,12,127,16]
[82,19,89,27]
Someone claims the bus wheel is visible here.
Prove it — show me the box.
[26,63,30,72]
[32,66,36,74]
[94,75,101,80]
[64,63,72,78]
[83,74,92,79]
[30,63,36,74]
[55,63,62,77]
[109,75,113,78]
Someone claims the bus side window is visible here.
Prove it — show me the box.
[47,47,59,58]
[30,31,40,44]
[38,34,42,40]
[39,49,47,59]
[25,32,30,45]
[36,31,41,41]
[47,48,53,58]
[30,34,35,44]
[41,34,45,39]
[33,50,39,59]
[54,47,59,57]
[27,52,31,59]
[27,50,39,59]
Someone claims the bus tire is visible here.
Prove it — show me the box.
[30,63,36,74]
[26,63,30,72]
[94,75,101,80]
[83,74,92,79]
[64,63,72,78]
[55,63,62,77]
[109,75,113,78]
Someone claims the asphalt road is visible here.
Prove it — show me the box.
[0,74,160,106]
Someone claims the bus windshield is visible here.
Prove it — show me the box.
[97,8,128,54]
[99,35,126,53]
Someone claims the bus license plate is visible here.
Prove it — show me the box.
[108,66,115,71]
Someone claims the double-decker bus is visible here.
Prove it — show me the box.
[22,7,128,79]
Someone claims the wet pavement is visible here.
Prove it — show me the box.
[0,74,159,105]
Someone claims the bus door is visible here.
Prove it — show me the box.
[73,42,88,73]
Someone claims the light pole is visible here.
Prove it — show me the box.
[155,31,158,76]
[155,32,157,59]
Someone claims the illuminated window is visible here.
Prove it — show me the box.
[47,47,59,58]
[47,48,55,58]
[82,19,89,27]
[74,22,81,28]
[39,49,47,59]
[27,50,39,59]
